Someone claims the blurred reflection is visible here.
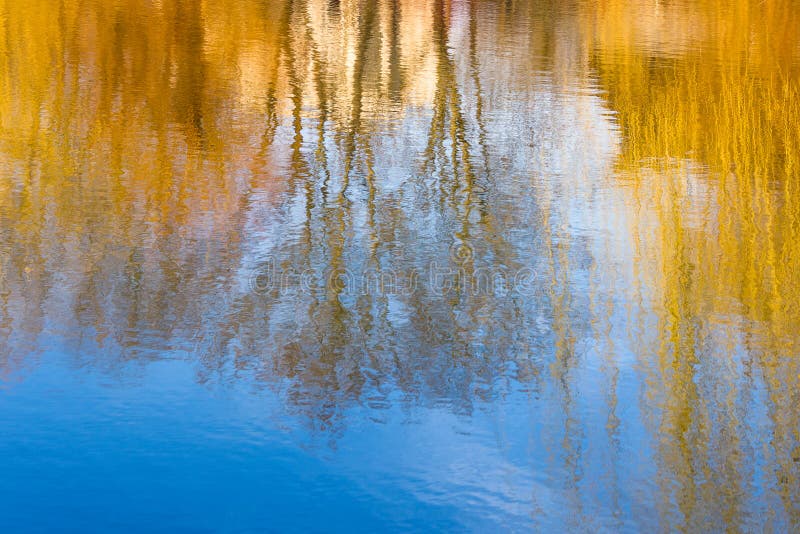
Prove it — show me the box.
[0,0,798,529]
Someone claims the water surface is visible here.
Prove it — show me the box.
[1,0,799,531]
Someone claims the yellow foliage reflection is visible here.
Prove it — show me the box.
[0,0,798,528]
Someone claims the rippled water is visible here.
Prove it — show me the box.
[1,0,799,531]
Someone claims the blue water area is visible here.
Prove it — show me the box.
[2,352,476,532]
[0,336,659,532]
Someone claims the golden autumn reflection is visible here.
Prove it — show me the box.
[0,0,799,529]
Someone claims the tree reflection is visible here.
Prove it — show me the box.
[0,0,798,528]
